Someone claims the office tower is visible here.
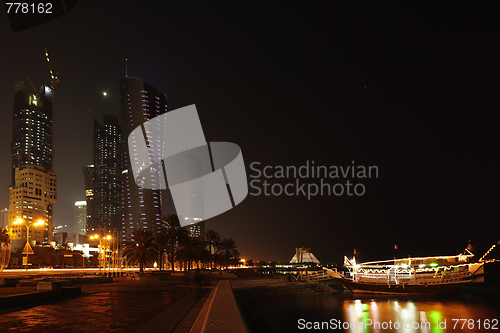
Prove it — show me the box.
[0,209,9,229]
[120,76,168,241]
[187,220,205,238]
[83,165,94,232]
[8,165,57,252]
[74,201,87,235]
[8,82,57,252]
[84,115,122,235]
[11,82,54,186]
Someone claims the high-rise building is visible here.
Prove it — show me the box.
[8,165,57,251]
[74,201,87,235]
[84,115,122,235]
[82,164,94,232]
[120,77,168,241]
[11,82,54,186]
[187,220,205,238]
[9,81,57,252]
[0,209,9,229]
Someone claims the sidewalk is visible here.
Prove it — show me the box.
[0,279,192,332]
[135,280,248,333]
[134,288,212,333]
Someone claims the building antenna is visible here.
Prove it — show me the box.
[44,48,58,171]
[125,59,128,77]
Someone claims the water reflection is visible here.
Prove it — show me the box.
[342,296,498,333]
[251,293,500,333]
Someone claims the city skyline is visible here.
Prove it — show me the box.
[0,3,498,264]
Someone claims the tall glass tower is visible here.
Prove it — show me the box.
[84,115,122,235]
[9,81,57,251]
[11,82,54,185]
[119,77,168,241]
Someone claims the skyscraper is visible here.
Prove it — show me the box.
[11,82,54,185]
[0,209,9,229]
[9,165,57,251]
[9,81,57,251]
[74,201,87,235]
[84,115,122,235]
[187,220,205,238]
[120,77,168,241]
[83,164,94,232]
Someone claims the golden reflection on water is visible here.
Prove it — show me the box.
[343,297,498,333]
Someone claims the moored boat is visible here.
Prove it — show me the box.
[336,247,485,295]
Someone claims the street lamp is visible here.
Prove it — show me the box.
[13,218,44,270]
[90,234,111,272]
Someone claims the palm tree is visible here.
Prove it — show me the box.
[0,228,11,271]
[156,230,167,271]
[219,238,240,270]
[176,236,205,271]
[204,229,221,270]
[123,228,158,273]
[33,245,53,269]
[161,214,189,272]
[212,251,223,270]
[0,229,9,244]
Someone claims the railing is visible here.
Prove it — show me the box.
[351,270,472,285]
[298,267,344,282]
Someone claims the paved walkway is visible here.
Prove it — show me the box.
[0,276,257,333]
[0,279,193,332]
[200,280,248,333]
[134,287,212,333]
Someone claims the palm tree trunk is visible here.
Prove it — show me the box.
[209,243,212,269]
[159,251,162,271]
[170,244,175,272]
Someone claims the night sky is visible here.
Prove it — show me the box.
[1,2,498,265]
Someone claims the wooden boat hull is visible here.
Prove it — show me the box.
[336,278,471,295]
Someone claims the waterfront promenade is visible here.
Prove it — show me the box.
[4,271,498,333]
[0,271,259,332]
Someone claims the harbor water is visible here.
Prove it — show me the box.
[249,291,500,332]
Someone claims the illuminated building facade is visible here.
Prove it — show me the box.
[119,77,168,240]
[289,247,320,264]
[8,165,57,252]
[84,115,122,235]
[74,201,87,235]
[11,82,54,186]
[0,209,9,229]
[187,220,205,238]
[9,81,57,252]
[83,165,94,233]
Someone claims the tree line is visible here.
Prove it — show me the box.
[124,214,240,273]
[0,214,240,272]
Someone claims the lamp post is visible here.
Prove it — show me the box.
[13,218,44,270]
[90,234,111,272]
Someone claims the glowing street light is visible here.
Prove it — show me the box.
[13,218,44,270]
[90,234,111,271]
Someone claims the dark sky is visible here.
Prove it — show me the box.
[1,2,499,264]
